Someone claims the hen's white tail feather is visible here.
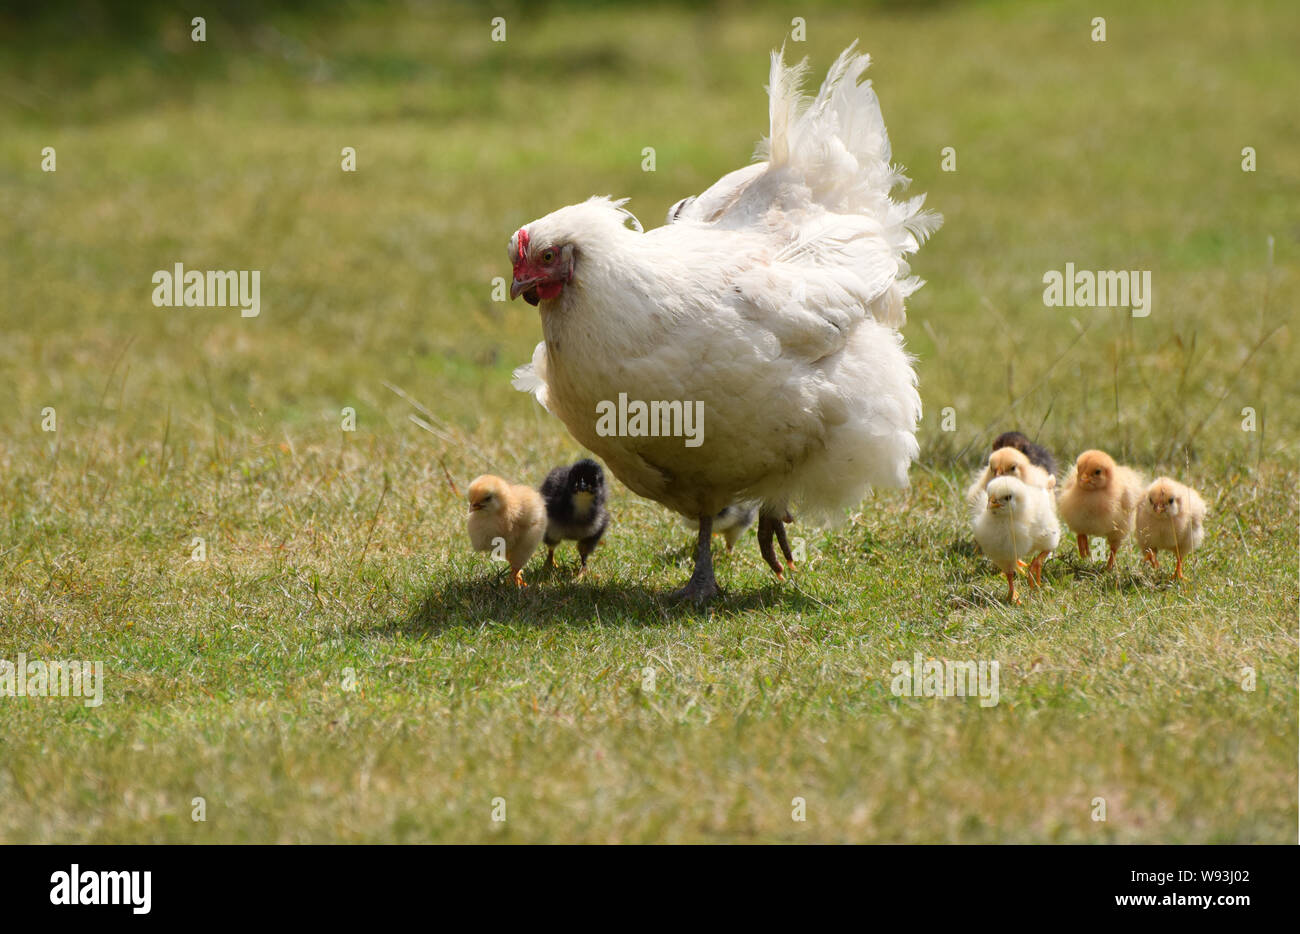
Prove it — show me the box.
[741,43,940,328]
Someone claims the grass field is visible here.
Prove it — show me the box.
[0,0,1296,843]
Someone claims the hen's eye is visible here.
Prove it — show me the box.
[542,249,556,263]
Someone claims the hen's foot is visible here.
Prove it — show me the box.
[670,575,720,604]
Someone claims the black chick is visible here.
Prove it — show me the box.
[539,458,610,577]
[991,431,1057,479]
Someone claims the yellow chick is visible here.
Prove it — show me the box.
[972,476,1060,604]
[966,446,1056,507]
[467,475,547,587]
[1057,449,1145,570]
[1136,477,1207,581]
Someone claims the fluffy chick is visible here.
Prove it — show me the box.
[539,458,610,576]
[467,475,547,587]
[972,476,1061,603]
[1136,477,1207,581]
[685,503,759,552]
[992,430,1057,478]
[1058,449,1145,570]
[966,446,1056,507]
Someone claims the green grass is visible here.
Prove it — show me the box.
[0,0,1296,842]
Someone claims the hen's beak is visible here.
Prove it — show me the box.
[510,275,544,301]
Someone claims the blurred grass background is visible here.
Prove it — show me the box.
[0,0,1295,842]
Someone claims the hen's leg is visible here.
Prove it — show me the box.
[672,514,719,603]
[774,514,795,571]
[757,515,781,579]
[758,512,794,580]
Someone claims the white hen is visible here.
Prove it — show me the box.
[509,43,940,600]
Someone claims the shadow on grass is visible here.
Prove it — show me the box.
[1055,555,1155,592]
[945,538,1162,608]
[374,568,826,638]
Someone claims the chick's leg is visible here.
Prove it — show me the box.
[576,534,600,580]
[1174,553,1186,582]
[1028,552,1046,587]
[1076,534,1090,559]
[1105,537,1120,571]
[1143,548,1159,569]
[1005,570,1020,605]
[672,514,719,603]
